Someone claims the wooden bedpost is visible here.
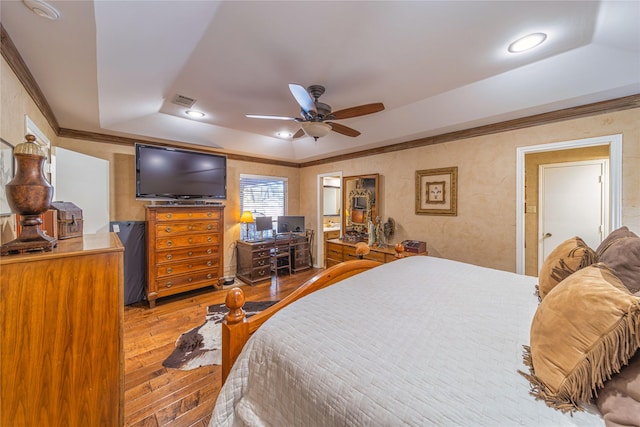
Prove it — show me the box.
[221,287,249,383]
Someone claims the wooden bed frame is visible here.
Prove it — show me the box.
[221,259,381,382]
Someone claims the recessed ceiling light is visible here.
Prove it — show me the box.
[23,0,60,20]
[508,32,547,53]
[185,110,205,118]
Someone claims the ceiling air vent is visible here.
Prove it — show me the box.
[172,94,196,108]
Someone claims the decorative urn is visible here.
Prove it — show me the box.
[0,134,57,255]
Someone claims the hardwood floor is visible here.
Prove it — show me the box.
[123,268,322,426]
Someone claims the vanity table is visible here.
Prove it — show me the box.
[325,238,427,267]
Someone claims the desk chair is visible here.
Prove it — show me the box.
[270,232,292,281]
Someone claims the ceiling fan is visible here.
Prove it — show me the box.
[246,84,385,141]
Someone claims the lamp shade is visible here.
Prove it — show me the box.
[301,122,332,140]
[240,211,254,223]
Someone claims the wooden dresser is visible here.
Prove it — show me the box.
[146,205,224,307]
[0,233,124,426]
[325,238,427,267]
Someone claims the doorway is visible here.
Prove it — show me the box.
[317,172,342,268]
[516,134,622,275]
[538,159,609,271]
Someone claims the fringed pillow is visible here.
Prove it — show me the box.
[521,264,640,413]
[597,235,640,295]
[537,236,596,300]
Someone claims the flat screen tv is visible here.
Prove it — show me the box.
[135,144,227,200]
[277,216,305,233]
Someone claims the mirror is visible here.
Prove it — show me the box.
[342,174,379,239]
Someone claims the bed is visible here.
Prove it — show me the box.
[211,256,612,426]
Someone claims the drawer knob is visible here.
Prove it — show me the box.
[167,267,173,274]
[188,264,193,269]
[258,260,264,266]
[259,270,265,276]
[188,225,193,231]
[188,251,193,256]
[166,213,172,219]
[167,241,173,246]
[165,227,172,233]
[207,261,212,267]
[207,224,212,230]
[207,212,212,217]
[166,254,172,260]
[188,213,193,217]
[207,249,212,254]
[207,237,212,242]
[166,282,172,288]
[188,278,193,282]
[207,274,212,279]
[188,238,193,243]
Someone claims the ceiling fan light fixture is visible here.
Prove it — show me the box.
[301,122,332,141]
[508,32,547,53]
[276,131,292,138]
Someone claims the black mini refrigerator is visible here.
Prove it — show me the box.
[110,221,146,305]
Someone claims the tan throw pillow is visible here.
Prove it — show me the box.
[597,236,640,294]
[521,264,640,413]
[596,226,639,259]
[537,236,596,300]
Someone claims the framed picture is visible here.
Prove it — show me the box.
[415,166,457,216]
[1,138,15,215]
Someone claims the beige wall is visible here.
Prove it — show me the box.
[300,108,640,273]
[3,56,640,276]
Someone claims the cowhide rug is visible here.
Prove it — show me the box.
[163,300,278,370]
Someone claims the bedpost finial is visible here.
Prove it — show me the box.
[225,287,246,324]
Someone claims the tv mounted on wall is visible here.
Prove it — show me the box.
[135,144,227,200]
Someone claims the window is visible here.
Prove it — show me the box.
[240,174,288,228]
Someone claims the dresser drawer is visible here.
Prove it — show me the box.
[252,248,270,259]
[155,257,219,278]
[155,233,221,250]
[155,270,219,290]
[344,246,386,262]
[251,256,269,269]
[248,265,271,281]
[326,242,343,260]
[153,209,221,222]
[156,246,220,264]
[156,220,220,237]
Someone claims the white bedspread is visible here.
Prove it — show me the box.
[211,256,602,426]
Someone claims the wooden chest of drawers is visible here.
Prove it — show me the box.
[325,238,427,267]
[146,205,224,307]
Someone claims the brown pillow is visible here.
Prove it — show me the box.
[596,226,639,259]
[596,352,640,427]
[537,236,596,300]
[521,264,640,413]
[597,236,640,294]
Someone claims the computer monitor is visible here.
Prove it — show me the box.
[277,216,305,233]
[255,216,273,232]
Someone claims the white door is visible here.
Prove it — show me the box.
[52,147,110,234]
[538,159,608,270]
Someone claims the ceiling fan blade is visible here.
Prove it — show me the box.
[331,103,385,120]
[292,128,305,139]
[246,114,297,121]
[326,121,360,137]
[288,83,316,115]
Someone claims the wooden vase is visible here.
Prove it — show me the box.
[0,137,57,255]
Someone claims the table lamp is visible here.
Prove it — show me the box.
[240,211,254,241]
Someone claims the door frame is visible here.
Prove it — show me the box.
[516,134,622,274]
[537,159,609,271]
[317,171,342,268]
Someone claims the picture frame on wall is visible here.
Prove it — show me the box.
[415,166,458,216]
[1,138,15,216]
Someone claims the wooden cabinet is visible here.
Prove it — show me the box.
[0,233,124,426]
[146,205,224,307]
[291,236,311,273]
[325,238,427,267]
[236,240,271,285]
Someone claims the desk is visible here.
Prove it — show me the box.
[236,235,310,285]
[325,238,427,267]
